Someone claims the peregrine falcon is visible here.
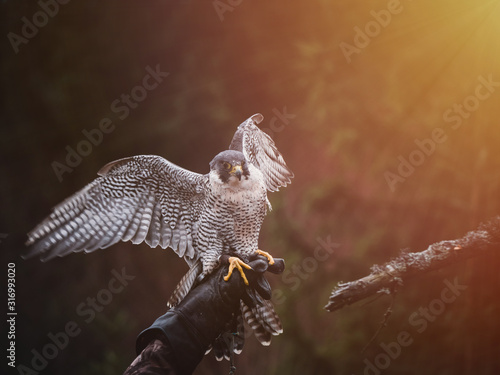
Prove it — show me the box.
[25,113,293,346]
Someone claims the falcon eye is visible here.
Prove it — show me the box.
[222,162,232,170]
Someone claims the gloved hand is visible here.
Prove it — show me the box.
[133,254,284,375]
[210,253,285,363]
[220,252,285,308]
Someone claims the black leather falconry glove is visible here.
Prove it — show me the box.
[125,254,284,375]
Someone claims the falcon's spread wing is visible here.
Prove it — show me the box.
[25,155,207,261]
[229,113,294,192]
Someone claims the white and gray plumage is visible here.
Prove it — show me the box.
[25,113,293,347]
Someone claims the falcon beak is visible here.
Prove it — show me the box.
[230,165,243,180]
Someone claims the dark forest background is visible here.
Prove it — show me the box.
[2,1,500,374]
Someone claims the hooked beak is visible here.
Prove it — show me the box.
[230,165,243,180]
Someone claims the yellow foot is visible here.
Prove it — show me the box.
[255,249,275,265]
[224,256,252,285]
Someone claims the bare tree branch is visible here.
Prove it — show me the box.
[325,216,500,312]
[361,292,396,353]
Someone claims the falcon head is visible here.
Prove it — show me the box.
[209,150,250,183]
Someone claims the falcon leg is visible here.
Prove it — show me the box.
[224,257,252,285]
[255,249,275,265]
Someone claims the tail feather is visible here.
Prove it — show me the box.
[207,299,282,361]
[167,261,202,307]
[251,298,283,335]
[211,311,245,362]
[233,312,245,354]
[240,299,283,346]
[240,301,271,346]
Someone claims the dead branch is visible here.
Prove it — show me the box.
[325,216,500,312]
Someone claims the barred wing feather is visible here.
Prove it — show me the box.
[25,155,207,262]
[229,113,293,192]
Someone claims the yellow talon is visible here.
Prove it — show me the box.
[255,249,275,265]
[224,256,252,285]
